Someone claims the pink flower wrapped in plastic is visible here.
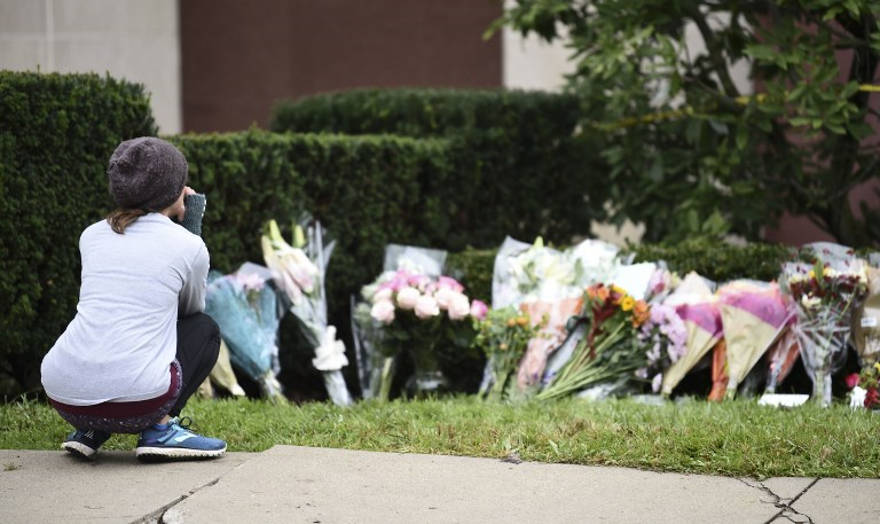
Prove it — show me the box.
[660,272,723,396]
[716,280,793,398]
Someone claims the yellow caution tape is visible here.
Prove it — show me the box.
[594,84,880,130]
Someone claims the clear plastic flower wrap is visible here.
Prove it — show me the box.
[262,217,352,406]
[781,243,868,406]
[353,245,482,399]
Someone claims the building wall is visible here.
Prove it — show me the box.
[180,0,502,132]
[0,0,182,133]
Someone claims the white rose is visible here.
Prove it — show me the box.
[434,286,457,310]
[396,286,420,310]
[800,295,821,309]
[447,293,471,320]
[370,300,395,324]
[372,287,393,304]
[414,295,440,319]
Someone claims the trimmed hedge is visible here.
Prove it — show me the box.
[444,239,797,298]
[1,71,157,395]
[270,88,610,249]
[628,239,795,283]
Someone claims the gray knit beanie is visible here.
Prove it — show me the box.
[107,137,188,211]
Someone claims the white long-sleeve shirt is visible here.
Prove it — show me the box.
[41,213,209,405]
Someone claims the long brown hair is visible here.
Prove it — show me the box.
[106,208,147,234]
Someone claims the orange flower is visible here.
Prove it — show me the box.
[596,285,610,303]
[632,300,650,326]
[516,316,529,326]
[585,285,598,300]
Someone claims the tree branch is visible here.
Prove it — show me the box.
[689,8,740,98]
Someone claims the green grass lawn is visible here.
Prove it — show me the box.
[2,396,878,478]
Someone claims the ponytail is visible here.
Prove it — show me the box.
[106,208,146,234]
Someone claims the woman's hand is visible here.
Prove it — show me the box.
[171,186,197,222]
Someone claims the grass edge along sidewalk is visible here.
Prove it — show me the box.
[2,396,878,479]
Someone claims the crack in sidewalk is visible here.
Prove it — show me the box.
[736,477,820,524]
[129,477,220,524]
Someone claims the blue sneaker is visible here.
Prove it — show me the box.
[62,429,111,459]
[136,417,226,460]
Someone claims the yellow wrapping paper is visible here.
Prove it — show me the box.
[660,272,721,396]
[720,304,784,394]
[661,317,719,396]
[206,339,246,397]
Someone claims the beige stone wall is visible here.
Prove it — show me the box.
[0,0,181,133]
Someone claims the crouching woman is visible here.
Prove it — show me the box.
[41,137,225,461]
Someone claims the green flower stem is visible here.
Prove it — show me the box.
[377,356,395,401]
[537,320,632,400]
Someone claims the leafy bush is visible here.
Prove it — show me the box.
[628,239,795,283]
[0,71,157,395]
[271,88,610,249]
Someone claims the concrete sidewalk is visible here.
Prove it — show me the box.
[1,446,877,524]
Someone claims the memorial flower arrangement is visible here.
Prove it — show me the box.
[358,269,485,399]
[205,264,284,398]
[473,307,544,401]
[635,303,687,393]
[262,218,352,406]
[783,250,868,406]
[536,283,650,400]
[846,363,880,409]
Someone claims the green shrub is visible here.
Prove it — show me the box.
[0,71,157,395]
[270,88,610,249]
[169,130,458,397]
[627,239,795,283]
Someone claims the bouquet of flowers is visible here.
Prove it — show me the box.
[716,280,793,398]
[635,303,687,393]
[852,264,880,367]
[846,364,880,409]
[205,264,285,398]
[782,243,868,406]
[473,307,542,400]
[357,267,486,399]
[659,272,723,396]
[536,283,649,400]
[262,217,352,406]
[515,297,583,391]
[492,236,619,309]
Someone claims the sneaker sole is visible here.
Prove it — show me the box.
[62,441,96,459]
[135,445,226,460]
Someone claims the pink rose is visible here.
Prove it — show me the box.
[470,299,488,320]
[434,286,457,310]
[372,287,392,304]
[396,286,420,310]
[845,373,860,389]
[414,295,440,319]
[447,293,471,320]
[437,276,464,293]
[370,300,395,324]
[407,274,431,291]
